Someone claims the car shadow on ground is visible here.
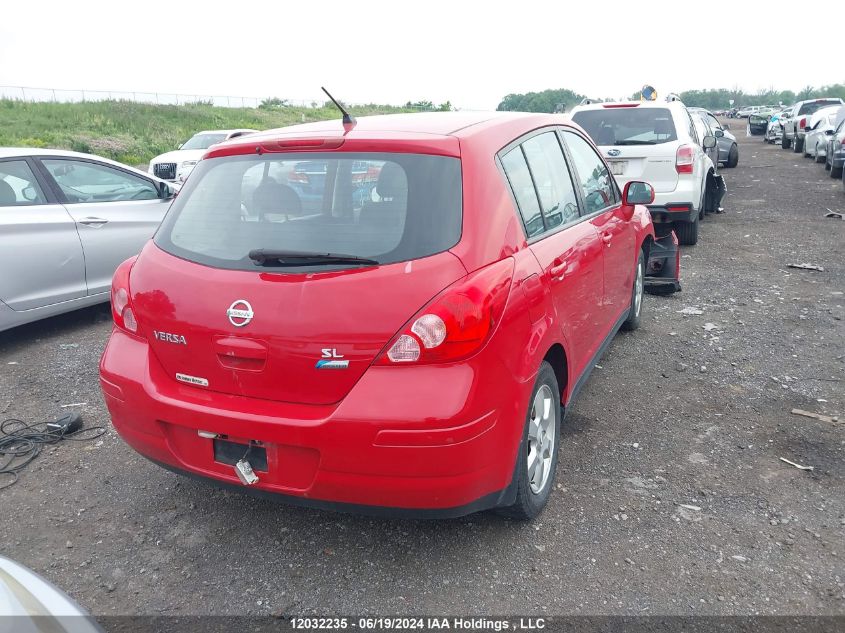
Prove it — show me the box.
[0,303,112,352]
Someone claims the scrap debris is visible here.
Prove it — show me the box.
[779,457,814,471]
[702,323,718,331]
[678,307,704,316]
[791,408,839,425]
[787,263,824,272]
[825,211,842,219]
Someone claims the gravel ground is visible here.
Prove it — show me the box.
[1,125,843,618]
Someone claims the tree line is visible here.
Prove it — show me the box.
[497,85,845,112]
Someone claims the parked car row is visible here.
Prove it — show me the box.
[762,99,845,191]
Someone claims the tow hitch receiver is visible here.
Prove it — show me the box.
[645,232,681,295]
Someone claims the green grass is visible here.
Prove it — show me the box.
[0,99,417,167]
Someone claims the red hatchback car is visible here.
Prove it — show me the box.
[100,112,659,519]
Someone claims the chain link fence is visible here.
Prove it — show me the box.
[0,86,328,109]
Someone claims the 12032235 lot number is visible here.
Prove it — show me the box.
[290,617,547,630]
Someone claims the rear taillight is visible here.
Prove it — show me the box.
[676,145,694,174]
[376,259,515,365]
[111,256,139,335]
[799,117,806,130]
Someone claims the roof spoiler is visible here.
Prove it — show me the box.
[665,93,683,103]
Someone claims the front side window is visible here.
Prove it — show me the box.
[42,160,158,203]
[706,114,721,131]
[521,132,580,230]
[572,107,678,145]
[0,160,46,206]
[155,152,462,271]
[561,131,616,215]
[500,147,544,239]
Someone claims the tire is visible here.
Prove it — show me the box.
[793,135,803,153]
[782,134,791,149]
[621,251,644,332]
[497,361,561,520]
[726,144,739,168]
[832,164,844,179]
[814,147,825,164]
[675,214,699,245]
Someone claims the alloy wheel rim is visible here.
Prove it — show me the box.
[527,384,556,494]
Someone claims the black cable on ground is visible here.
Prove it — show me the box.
[0,412,106,491]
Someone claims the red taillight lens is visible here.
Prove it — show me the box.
[111,256,139,335]
[376,258,515,365]
[676,145,694,174]
[799,117,806,129]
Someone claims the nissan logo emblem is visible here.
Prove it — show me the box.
[607,149,622,157]
[227,300,254,327]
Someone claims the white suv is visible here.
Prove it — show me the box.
[570,99,725,245]
[148,129,257,183]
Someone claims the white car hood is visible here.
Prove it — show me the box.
[150,149,206,165]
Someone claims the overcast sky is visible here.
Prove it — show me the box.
[1,1,839,110]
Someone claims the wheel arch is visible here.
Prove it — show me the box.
[542,343,568,406]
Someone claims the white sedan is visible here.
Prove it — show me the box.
[0,148,177,332]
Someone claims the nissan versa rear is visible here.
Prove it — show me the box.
[100,112,659,519]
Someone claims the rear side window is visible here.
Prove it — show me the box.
[500,147,544,239]
[572,107,678,145]
[561,131,617,214]
[520,132,580,230]
[155,152,462,271]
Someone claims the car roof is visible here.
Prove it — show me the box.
[206,111,578,159]
[572,100,685,112]
[193,129,257,135]
[0,147,171,183]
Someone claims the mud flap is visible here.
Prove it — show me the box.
[713,173,727,212]
[645,232,681,295]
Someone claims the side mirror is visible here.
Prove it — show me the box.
[714,129,725,138]
[703,135,717,149]
[622,181,655,207]
[804,126,812,132]
[825,129,835,135]
[158,181,175,199]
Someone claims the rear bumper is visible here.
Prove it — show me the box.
[647,203,696,223]
[99,329,529,516]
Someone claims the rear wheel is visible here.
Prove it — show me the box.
[726,144,739,168]
[621,251,644,332]
[497,362,561,520]
[832,163,844,179]
[674,214,699,245]
[815,146,825,163]
[782,134,791,149]
[793,135,803,153]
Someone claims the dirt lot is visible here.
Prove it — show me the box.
[1,126,843,618]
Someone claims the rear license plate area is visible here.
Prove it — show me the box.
[609,160,627,176]
[213,439,268,472]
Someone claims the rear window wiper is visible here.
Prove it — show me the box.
[614,140,659,145]
[248,249,379,267]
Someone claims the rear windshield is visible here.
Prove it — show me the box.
[155,152,462,271]
[798,100,842,116]
[571,107,678,145]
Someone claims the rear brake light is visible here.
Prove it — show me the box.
[602,104,639,108]
[376,259,515,365]
[676,145,694,174]
[111,256,140,335]
[799,117,806,129]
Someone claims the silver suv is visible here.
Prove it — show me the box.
[570,98,726,245]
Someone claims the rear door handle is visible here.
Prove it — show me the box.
[78,217,109,227]
[601,233,612,246]
[550,260,567,281]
